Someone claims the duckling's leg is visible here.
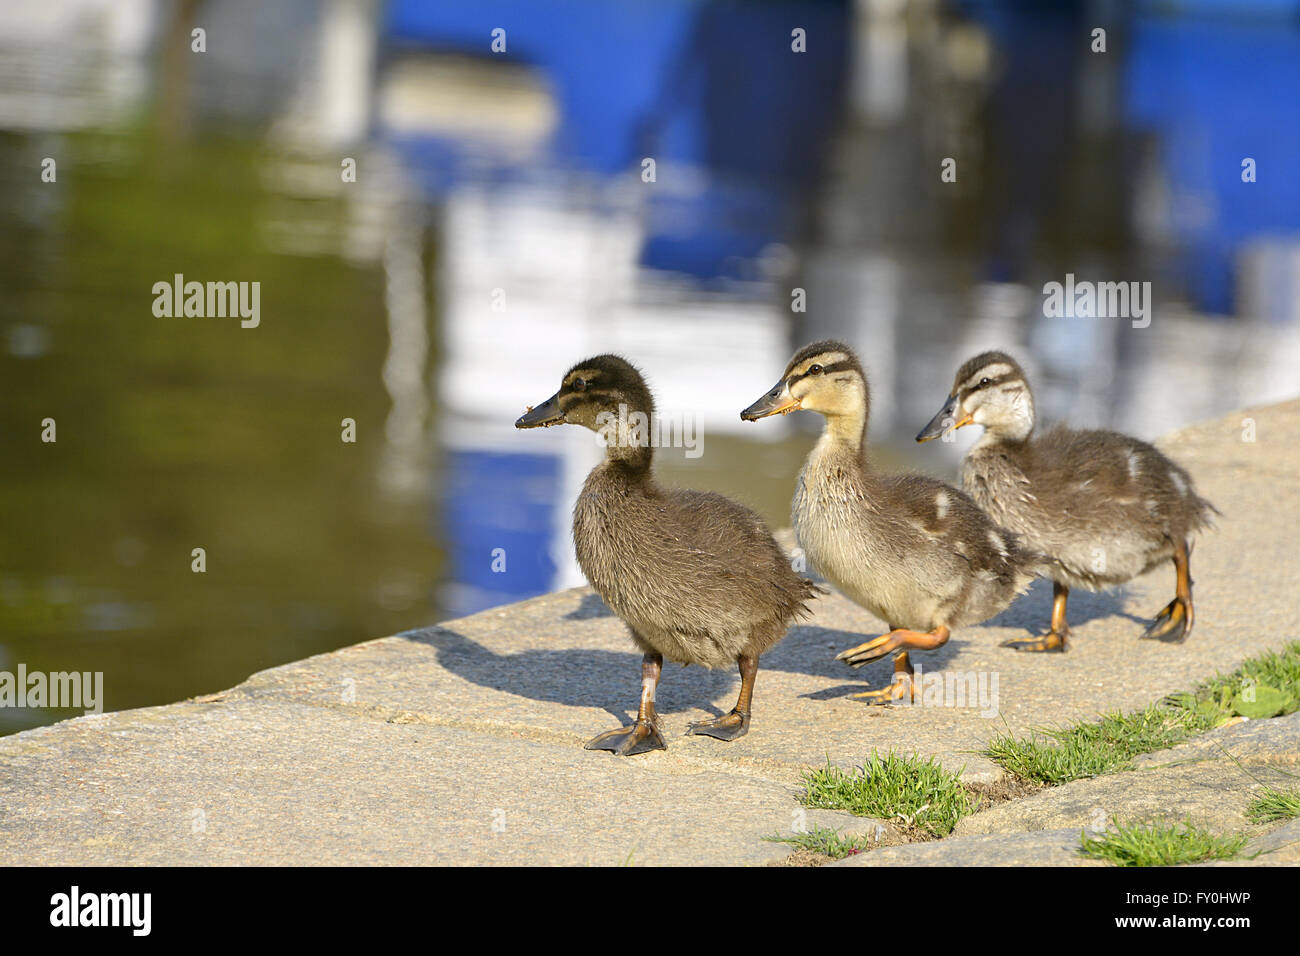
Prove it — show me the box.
[836,625,950,668]
[848,651,915,704]
[1142,539,1195,643]
[584,652,668,756]
[1001,581,1070,652]
[686,654,756,741]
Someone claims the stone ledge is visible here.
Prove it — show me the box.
[1,399,1296,865]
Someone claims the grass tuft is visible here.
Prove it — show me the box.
[985,641,1300,786]
[1247,787,1300,824]
[798,751,974,838]
[983,704,1213,786]
[1192,641,1300,720]
[764,825,872,860]
[1079,819,1249,867]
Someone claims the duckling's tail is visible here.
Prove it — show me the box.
[1010,540,1058,590]
[1172,461,1219,534]
[793,577,828,619]
[1188,491,1220,534]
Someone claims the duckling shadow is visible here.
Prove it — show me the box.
[983,579,1148,634]
[1068,587,1149,628]
[403,626,731,722]
[770,625,970,701]
[563,592,614,620]
[402,623,926,716]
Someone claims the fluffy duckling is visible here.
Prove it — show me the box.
[917,351,1217,649]
[516,355,816,755]
[741,341,1041,703]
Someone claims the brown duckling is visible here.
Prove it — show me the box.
[742,341,1041,703]
[516,354,816,755]
[917,351,1218,650]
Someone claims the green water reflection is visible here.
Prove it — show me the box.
[1,129,441,734]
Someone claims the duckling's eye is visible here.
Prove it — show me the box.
[571,378,587,392]
[808,364,823,375]
[978,377,991,388]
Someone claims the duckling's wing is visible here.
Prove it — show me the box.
[655,488,816,620]
[1029,426,1216,533]
[878,473,1038,580]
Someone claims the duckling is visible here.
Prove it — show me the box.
[516,355,817,755]
[741,341,1041,703]
[917,351,1217,650]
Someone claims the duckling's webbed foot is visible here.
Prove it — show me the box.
[687,654,758,742]
[1001,630,1068,652]
[1141,596,1192,643]
[848,651,914,706]
[1141,540,1195,643]
[1002,581,1070,652]
[586,651,667,756]
[687,709,750,741]
[848,680,911,705]
[836,625,951,668]
[584,720,667,756]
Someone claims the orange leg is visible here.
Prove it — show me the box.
[1002,581,1070,652]
[1142,539,1195,643]
[836,625,950,668]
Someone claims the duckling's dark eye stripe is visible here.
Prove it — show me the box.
[966,373,1016,393]
[788,359,856,384]
[562,387,620,402]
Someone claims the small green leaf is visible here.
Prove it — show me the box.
[1231,685,1291,719]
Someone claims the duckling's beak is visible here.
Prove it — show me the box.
[741,380,800,421]
[515,391,565,428]
[916,395,973,442]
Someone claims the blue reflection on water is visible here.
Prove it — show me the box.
[1125,14,1300,317]
[440,448,562,617]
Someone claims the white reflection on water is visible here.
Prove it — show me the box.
[0,0,152,132]
[379,214,431,500]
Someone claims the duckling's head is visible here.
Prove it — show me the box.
[515,354,655,443]
[741,340,869,426]
[917,350,1035,443]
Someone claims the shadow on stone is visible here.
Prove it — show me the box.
[400,623,919,712]
[802,683,889,701]
[402,626,730,715]
[563,592,614,620]
[984,578,1147,633]
[768,625,969,685]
